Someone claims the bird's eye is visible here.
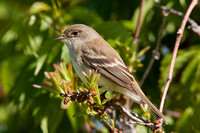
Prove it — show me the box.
[72,31,79,36]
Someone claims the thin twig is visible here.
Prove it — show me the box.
[133,0,146,44]
[155,0,200,37]
[105,101,156,131]
[102,120,113,133]
[159,0,198,113]
[128,121,154,127]
[106,101,144,123]
[123,97,131,132]
[139,11,168,87]
[122,114,127,131]
[39,14,61,33]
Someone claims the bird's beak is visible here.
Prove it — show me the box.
[54,34,66,40]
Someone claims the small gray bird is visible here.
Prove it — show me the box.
[55,24,167,124]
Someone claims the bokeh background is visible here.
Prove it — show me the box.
[0,0,200,132]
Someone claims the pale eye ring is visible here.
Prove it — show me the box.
[72,31,79,36]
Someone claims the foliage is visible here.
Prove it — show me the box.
[0,0,200,132]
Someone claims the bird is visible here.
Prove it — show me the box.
[54,24,167,124]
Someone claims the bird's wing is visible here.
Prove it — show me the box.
[81,49,138,94]
[81,48,168,124]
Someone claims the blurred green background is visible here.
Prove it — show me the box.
[0,0,200,132]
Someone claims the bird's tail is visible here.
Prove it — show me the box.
[145,98,167,124]
[130,82,167,124]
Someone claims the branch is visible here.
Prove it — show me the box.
[105,101,158,131]
[155,0,200,37]
[139,11,168,87]
[133,0,146,44]
[159,0,198,113]
[102,120,114,133]
[106,101,145,123]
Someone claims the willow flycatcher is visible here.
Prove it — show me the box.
[55,24,167,124]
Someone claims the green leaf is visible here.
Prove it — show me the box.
[86,106,93,115]
[159,47,198,87]
[93,95,101,105]
[40,15,52,31]
[0,105,9,122]
[28,35,43,56]
[66,102,78,133]
[73,112,87,117]
[100,114,109,121]
[0,1,9,20]
[61,44,70,65]
[135,125,148,133]
[1,29,18,44]
[181,53,200,85]
[34,54,47,76]
[101,99,108,105]
[132,0,154,31]
[29,2,51,14]
[47,43,62,64]
[1,55,30,93]
[176,107,194,132]
[40,117,48,133]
